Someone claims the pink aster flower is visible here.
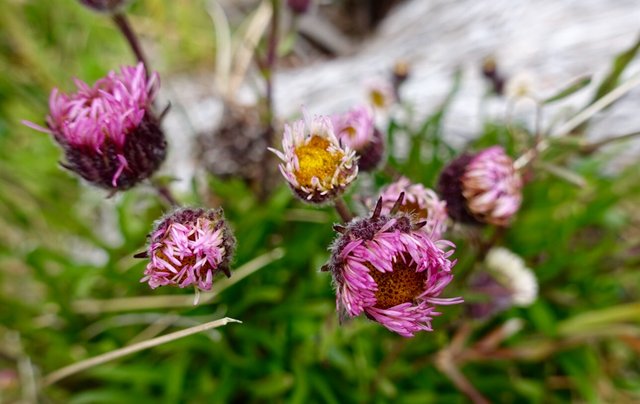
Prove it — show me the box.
[332,105,385,171]
[23,62,166,191]
[326,194,462,337]
[269,110,358,204]
[438,146,522,226]
[378,177,448,239]
[139,208,235,298]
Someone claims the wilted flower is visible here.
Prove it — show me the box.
[325,194,462,337]
[378,177,448,239]
[438,146,522,226]
[269,111,358,204]
[332,105,384,171]
[23,63,166,191]
[468,247,537,318]
[79,0,131,13]
[140,208,235,298]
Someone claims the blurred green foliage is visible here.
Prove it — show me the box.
[1,1,640,403]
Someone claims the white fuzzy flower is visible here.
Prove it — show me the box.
[485,247,538,306]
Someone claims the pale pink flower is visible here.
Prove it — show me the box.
[438,146,522,226]
[269,110,358,204]
[332,105,384,171]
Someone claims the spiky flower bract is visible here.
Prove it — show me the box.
[378,177,448,239]
[141,208,236,297]
[326,194,462,337]
[269,111,358,204]
[23,63,166,191]
[438,146,522,226]
[332,105,384,171]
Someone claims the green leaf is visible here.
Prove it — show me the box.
[543,76,591,104]
[591,35,640,103]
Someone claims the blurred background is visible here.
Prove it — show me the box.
[1,0,640,402]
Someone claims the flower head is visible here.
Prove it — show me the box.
[23,63,165,191]
[332,105,384,171]
[378,177,448,239]
[438,146,522,226]
[467,247,537,318]
[140,208,235,296]
[484,247,537,306]
[326,194,462,337]
[367,78,396,110]
[269,111,358,204]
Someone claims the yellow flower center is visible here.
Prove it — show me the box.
[368,255,426,309]
[370,90,386,108]
[294,135,343,188]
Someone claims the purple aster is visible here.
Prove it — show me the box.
[23,63,166,191]
[326,195,462,337]
[332,105,385,171]
[140,208,235,296]
[438,146,522,226]
[378,177,448,239]
[269,110,358,204]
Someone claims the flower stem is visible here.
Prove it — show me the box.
[112,12,150,75]
[334,197,353,223]
[155,183,179,207]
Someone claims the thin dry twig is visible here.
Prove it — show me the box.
[41,317,241,387]
[514,72,640,170]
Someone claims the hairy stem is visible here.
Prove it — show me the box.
[112,12,149,74]
[334,197,354,222]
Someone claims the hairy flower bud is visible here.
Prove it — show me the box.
[23,63,166,191]
[140,208,236,295]
[332,105,385,172]
[438,146,522,226]
[325,194,462,337]
[269,111,358,204]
